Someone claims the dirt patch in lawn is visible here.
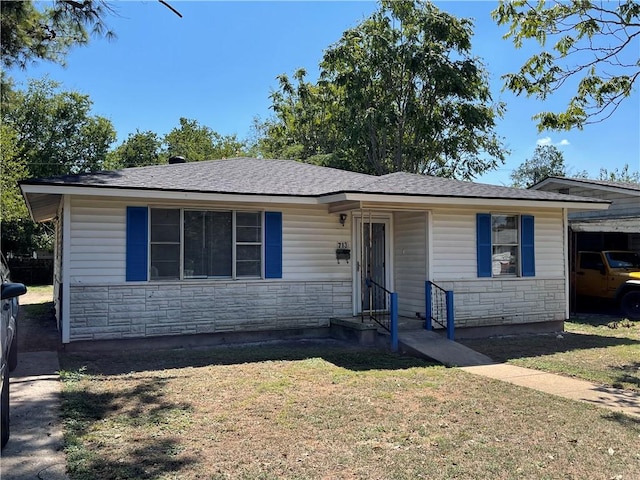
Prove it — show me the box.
[59,343,640,480]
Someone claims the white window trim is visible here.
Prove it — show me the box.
[149,207,264,281]
[491,213,521,278]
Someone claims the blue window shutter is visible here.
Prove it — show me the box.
[264,212,283,279]
[521,215,535,277]
[126,207,148,281]
[476,213,492,278]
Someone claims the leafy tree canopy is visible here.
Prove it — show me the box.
[163,117,247,162]
[259,0,508,180]
[493,0,640,131]
[0,124,29,221]
[105,130,162,169]
[596,164,640,183]
[510,144,566,188]
[1,0,115,70]
[2,78,116,178]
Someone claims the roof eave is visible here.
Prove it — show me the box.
[531,177,640,195]
[319,192,611,211]
[19,183,318,205]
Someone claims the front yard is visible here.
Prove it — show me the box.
[59,343,639,480]
[461,315,640,392]
[18,286,640,478]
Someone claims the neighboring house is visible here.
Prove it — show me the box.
[20,158,608,344]
[530,177,640,252]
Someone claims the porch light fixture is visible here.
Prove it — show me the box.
[339,214,347,226]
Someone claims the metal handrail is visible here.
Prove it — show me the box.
[362,278,398,351]
[425,281,455,340]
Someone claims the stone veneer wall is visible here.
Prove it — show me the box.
[434,278,566,328]
[69,281,352,342]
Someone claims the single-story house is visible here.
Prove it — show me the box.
[530,176,640,252]
[20,157,609,344]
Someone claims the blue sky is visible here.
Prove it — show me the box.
[10,1,640,185]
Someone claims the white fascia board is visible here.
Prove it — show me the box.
[20,184,318,205]
[319,192,610,211]
[532,177,640,196]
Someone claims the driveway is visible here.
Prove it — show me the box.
[1,291,68,480]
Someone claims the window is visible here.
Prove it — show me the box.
[580,252,604,270]
[235,212,262,277]
[150,208,263,280]
[150,209,181,280]
[491,215,519,276]
[477,213,535,278]
[184,211,232,278]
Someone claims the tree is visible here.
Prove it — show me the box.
[1,0,116,70]
[0,123,55,255]
[106,130,162,169]
[493,0,640,131]
[597,164,640,183]
[260,0,507,179]
[2,78,116,177]
[0,124,28,221]
[510,144,566,188]
[163,117,247,161]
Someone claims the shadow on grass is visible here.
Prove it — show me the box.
[611,361,640,390]
[601,410,640,427]
[60,342,437,377]
[63,377,196,480]
[460,331,639,363]
[59,343,437,479]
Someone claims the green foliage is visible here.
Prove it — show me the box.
[493,0,640,131]
[0,0,115,70]
[258,0,507,179]
[2,78,116,178]
[597,164,640,183]
[105,130,162,169]
[0,124,29,221]
[1,218,54,255]
[163,117,247,162]
[510,144,566,188]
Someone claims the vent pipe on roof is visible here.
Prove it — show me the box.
[168,155,186,164]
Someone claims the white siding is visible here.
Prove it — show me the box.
[282,207,352,281]
[535,210,565,277]
[431,208,477,279]
[69,197,127,283]
[68,196,351,284]
[394,211,427,318]
[431,207,564,280]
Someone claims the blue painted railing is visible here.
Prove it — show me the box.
[425,281,455,340]
[363,278,399,352]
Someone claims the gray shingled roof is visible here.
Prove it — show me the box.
[22,158,373,196]
[21,157,607,204]
[352,172,606,202]
[532,176,640,193]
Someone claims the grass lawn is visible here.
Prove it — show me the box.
[59,343,639,480]
[461,316,640,392]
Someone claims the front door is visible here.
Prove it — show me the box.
[354,218,390,313]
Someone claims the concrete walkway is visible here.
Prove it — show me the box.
[397,327,640,418]
[1,351,68,480]
[461,363,640,418]
[398,328,494,367]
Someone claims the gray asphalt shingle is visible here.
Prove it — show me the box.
[21,157,607,204]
